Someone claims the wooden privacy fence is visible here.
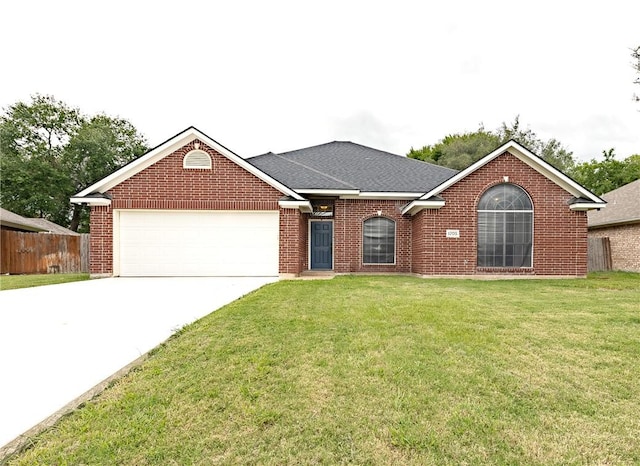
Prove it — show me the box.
[0,231,90,274]
[588,237,612,272]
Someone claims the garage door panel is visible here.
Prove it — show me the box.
[118,211,279,277]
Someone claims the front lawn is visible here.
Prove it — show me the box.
[0,273,89,291]
[8,273,640,465]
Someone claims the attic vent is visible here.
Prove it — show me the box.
[183,150,212,169]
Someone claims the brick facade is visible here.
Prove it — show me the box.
[332,199,412,273]
[89,140,283,275]
[411,152,588,276]
[89,144,589,277]
[589,224,640,272]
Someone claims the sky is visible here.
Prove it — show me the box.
[1,1,639,162]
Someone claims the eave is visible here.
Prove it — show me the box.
[589,217,640,229]
[0,220,47,233]
[70,196,112,206]
[402,199,446,216]
[294,189,423,200]
[278,199,313,213]
[404,140,606,216]
[569,202,606,211]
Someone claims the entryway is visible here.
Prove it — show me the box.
[310,221,332,270]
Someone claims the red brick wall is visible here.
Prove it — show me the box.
[333,199,412,273]
[90,144,589,277]
[89,140,285,275]
[589,224,640,272]
[89,206,113,275]
[279,208,306,274]
[411,152,588,276]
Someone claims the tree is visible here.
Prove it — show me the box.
[408,117,575,172]
[0,95,82,223]
[0,94,148,231]
[571,149,640,195]
[64,115,149,231]
[408,129,500,170]
[496,116,575,172]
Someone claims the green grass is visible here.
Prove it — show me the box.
[7,273,640,465]
[0,273,89,291]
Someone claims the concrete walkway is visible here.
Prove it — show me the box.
[0,277,277,452]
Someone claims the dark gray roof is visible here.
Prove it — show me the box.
[248,141,458,193]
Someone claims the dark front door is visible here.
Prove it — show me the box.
[311,221,333,270]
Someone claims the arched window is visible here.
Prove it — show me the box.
[363,217,395,264]
[477,184,533,267]
[183,150,212,169]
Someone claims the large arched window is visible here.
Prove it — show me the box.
[477,184,533,267]
[363,217,395,264]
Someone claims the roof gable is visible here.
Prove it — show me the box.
[72,127,304,204]
[403,140,606,215]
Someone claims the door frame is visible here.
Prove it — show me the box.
[308,219,334,270]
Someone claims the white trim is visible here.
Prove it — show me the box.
[295,189,422,200]
[295,189,360,196]
[69,196,112,206]
[476,185,534,269]
[478,210,533,213]
[403,140,606,216]
[358,192,423,198]
[344,192,423,200]
[72,127,304,202]
[113,210,121,276]
[278,199,313,213]
[308,218,334,270]
[570,203,606,211]
[113,209,279,277]
[402,199,446,216]
[362,216,397,266]
[183,149,212,169]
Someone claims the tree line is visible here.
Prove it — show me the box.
[1,73,638,232]
[406,116,640,196]
[0,95,148,232]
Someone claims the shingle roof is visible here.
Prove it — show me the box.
[588,179,640,227]
[0,208,78,234]
[0,208,48,232]
[27,218,80,235]
[248,141,458,193]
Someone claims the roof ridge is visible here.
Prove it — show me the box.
[277,140,344,157]
[272,154,359,189]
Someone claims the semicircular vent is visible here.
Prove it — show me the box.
[183,150,212,169]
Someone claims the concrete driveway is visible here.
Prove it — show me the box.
[0,277,277,451]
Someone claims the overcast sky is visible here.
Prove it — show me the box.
[1,1,638,162]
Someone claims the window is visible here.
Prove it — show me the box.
[183,150,212,169]
[477,184,532,267]
[363,217,395,264]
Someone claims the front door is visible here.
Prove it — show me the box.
[310,221,333,270]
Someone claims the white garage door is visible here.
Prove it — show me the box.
[117,210,279,277]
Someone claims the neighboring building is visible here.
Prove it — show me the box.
[0,208,79,235]
[588,179,640,272]
[0,208,49,233]
[71,127,605,278]
[1,208,84,274]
